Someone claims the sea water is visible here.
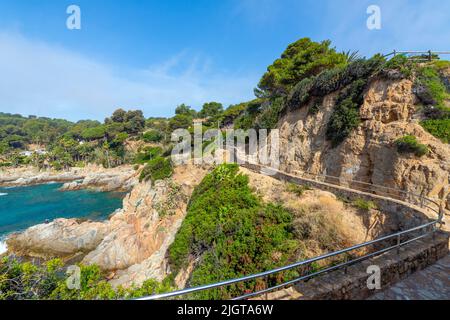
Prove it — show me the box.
[0,183,125,253]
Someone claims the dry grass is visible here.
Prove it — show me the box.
[241,167,375,262]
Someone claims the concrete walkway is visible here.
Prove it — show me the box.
[369,254,450,300]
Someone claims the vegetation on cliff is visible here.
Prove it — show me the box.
[395,135,429,157]
[168,164,361,299]
[0,257,173,300]
[3,38,448,171]
[168,164,299,299]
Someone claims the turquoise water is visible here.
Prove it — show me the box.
[0,183,125,239]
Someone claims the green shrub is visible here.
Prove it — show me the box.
[221,103,247,127]
[168,164,299,299]
[287,78,314,110]
[139,156,173,182]
[395,135,429,157]
[233,100,263,130]
[326,79,367,147]
[352,198,377,211]
[134,146,163,164]
[0,162,12,167]
[347,54,385,77]
[308,100,322,115]
[142,130,163,143]
[415,66,449,108]
[433,60,450,71]
[257,38,347,97]
[382,55,415,78]
[420,119,450,143]
[286,183,311,196]
[0,257,173,300]
[310,67,346,97]
[254,97,285,129]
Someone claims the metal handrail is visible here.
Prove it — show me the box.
[383,50,450,60]
[137,221,437,300]
[297,170,441,216]
[137,164,441,301]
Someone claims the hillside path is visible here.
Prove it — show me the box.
[369,254,450,300]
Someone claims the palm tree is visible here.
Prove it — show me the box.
[342,50,361,63]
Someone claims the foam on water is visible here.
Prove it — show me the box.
[0,238,7,255]
[0,193,7,196]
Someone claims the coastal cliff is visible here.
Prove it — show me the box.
[6,163,210,287]
[0,164,138,192]
[277,77,450,211]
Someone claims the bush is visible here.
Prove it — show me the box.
[287,78,314,110]
[142,130,163,143]
[310,67,346,97]
[257,38,347,96]
[414,66,449,108]
[134,146,163,164]
[168,164,299,299]
[395,135,429,157]
[286,183,311,196]
[254,97,285,129]
[0,162,12,167]
[139,157,173,182]
[308,100,322,115]
[326,79,367,147]
[420,119,450,143]
[353,198,377,211]
[381,55,415,79]
[233,100,263,130]
[0,257,173,300]
[221,103,247,127]
[433,60,450,71]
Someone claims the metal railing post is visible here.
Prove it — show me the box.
[137,156,443,301]
[264,275,269,300]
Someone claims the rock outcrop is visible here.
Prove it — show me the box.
[6,219,110,260]
[6,163,209,287]
[277,78,450,211]
[59,166,138,192]
[0,167,84,186]
[0,164,137,192]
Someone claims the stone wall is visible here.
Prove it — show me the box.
[241,162,448,300]
[265,231,449,300]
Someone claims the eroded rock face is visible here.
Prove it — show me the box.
[6,219,109,259]
[6,163,209,287]
[277,78,450,211]
[0,164,137,192]
[0,168,85,187]
[59,166,138,192]
[81,179,188,271]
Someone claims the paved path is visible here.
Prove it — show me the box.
[369,254,450,300]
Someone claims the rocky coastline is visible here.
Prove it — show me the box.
[4,163,210,288]
[0,164,138,192]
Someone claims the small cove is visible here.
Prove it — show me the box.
[0,183,125,253]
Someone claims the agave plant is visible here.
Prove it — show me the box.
[342,50,361,63]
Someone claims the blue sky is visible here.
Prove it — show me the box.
[0,0,449,121]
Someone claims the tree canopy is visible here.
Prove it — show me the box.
[256,38,347,97]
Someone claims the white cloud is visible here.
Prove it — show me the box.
[0,31,258,121]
